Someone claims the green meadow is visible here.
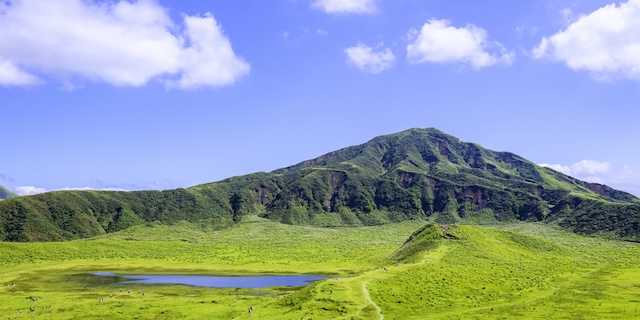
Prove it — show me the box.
[2,217,640,319]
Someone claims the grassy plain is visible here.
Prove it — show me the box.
[2,217,640,319]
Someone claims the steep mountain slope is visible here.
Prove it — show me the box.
[1,128,639,241]
[0,185,16,200]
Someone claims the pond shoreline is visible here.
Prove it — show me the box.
[92,272,326,288]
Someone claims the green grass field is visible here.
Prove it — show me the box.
[2,217,640,319]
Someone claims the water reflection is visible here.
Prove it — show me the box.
[93,272,325,288]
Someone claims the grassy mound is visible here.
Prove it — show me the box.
[387,223,445,263]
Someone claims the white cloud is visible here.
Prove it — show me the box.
[12,178,182,197]
[141,180,177,190]
[90,179,181,191]
[540,160,611,178]
[344,43,395,74]
[13,185,128,196]
[406,19,514,69]
[164,13,250,89]
[569,160,611,175]
[0,0,249,89]
[559,8,577,25]
[282,27,327,43]
[539,160,640,196]
[316,28,329,36]
[0,59,40,85]
[538,163,572,175]
[14,186,47,196]
[58,187,128,192]
[312,0,376,14]
[533,0,640,81]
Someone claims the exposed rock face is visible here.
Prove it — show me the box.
[586,183,611,197]
[260,189,269,205]
[396,171,415,188]
[330,171,347,190]
[459,187,487,210]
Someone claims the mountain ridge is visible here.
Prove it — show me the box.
[1,128,639,241]
[0,185,16,200]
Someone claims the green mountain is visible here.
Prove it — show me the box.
[0,185,16,200]
[2,128,639,242]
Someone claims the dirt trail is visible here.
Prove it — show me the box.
[356,244,451,319]
[362,279,383,320]
[319,244,452,320]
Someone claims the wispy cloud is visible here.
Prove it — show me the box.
[0,0,249,89]
[312,0,377,14]
[407,19,514,69]
[316,28,329,36]
[90,179,182,191]
[282,27,329,43]
[0,173,14,182]
[533,0,640,81]
[13,177,185,196]
[0,59,40,86]
[14,185,128,196]
[345,43,395,74]
[14,186,48,196]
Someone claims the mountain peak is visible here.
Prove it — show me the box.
[2,128,640,242]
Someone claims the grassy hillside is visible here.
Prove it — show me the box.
[2,128,639,241]
[0,185,15,200]
[1,220,640,319]
[386,223,446,263]
[0,188,236,241]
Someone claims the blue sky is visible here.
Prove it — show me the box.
[1,0,640,196]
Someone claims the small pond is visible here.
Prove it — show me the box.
[93,272,325,288]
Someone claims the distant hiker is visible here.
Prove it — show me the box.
[99,298,103,303]
[383,267,387,273]
[330,290,333,295]
[18,310,21,314]
[128,290,131,293]
[119,289,122,292]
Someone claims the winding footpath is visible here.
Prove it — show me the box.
[310,244,451,320]
[354,244,451,320]
[362,279,383,320]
